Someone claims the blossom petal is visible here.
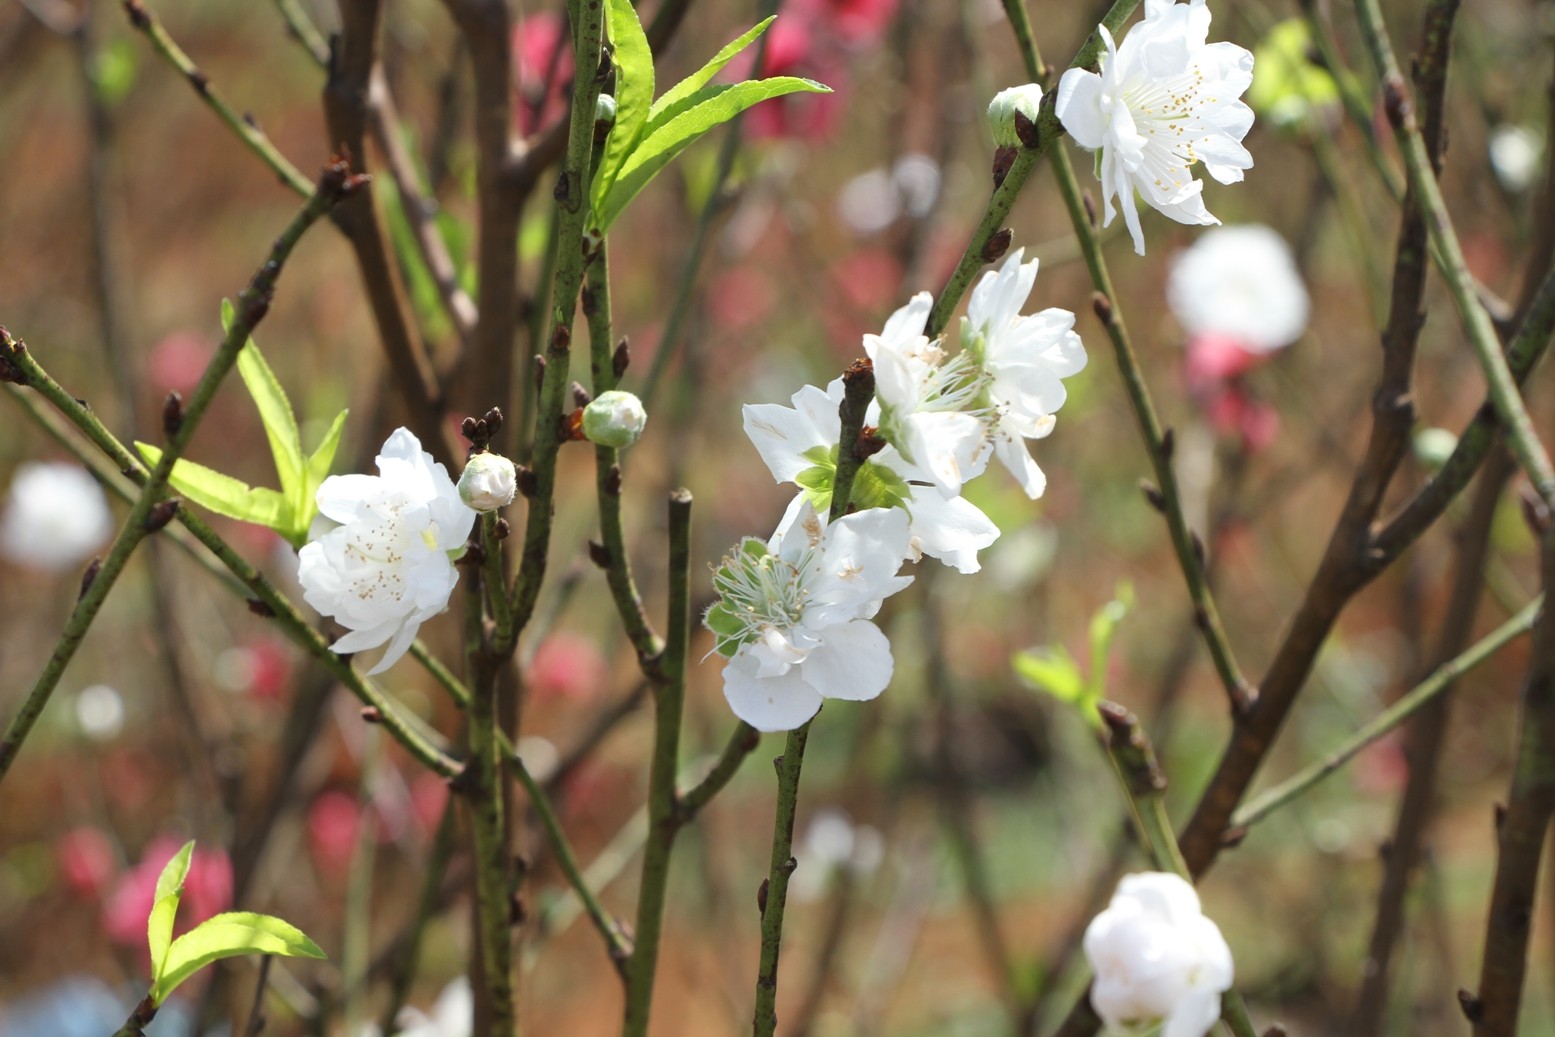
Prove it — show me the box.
[798,619,894,701]
[722,652,825,732]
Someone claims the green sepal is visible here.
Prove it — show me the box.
[704,601,747,657]
[151,911,326,1006]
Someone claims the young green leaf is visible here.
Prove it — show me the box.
[595,77,830,230]
[646,17,776,133]
[1085,582,1134,701]
[1013,646,1085,704]
[236,340,305,514]
[150,911,326,1006]
[135,444,291,532]
[303,409,349,520]
[147,841,194,982]
[592,0,655,212]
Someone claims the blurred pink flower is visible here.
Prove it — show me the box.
[1185,334,1279,453]
[56,826,118,899]
[527,632,608,702]
[746,21,846,142]
[792,0,899,45]
[706,267,777,333]
[307,789,362,878]
[103,837,231,950]
[410,772,450,834]
[821,248,903,349]
[147,332,211,396]
[513,12,572,136]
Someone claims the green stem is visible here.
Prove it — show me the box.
[1231,594,1544,830]
[622,489,694,1035]
[751,721,812,1037]
[1097,704,1259,1037]
[1004,2,1250,712]
[0,165,351,784]
[482,510,515,649]
[584,241,665,668]
[0,347,459,779]
[270,0,330,67]
[122,0,313,197]
[677,722,761,821]
[508,0,607,632]
[377,796,458,1037]
[111,996,158,1037]
[465,510,514,1036]
[1354,0,1555,512]
[512,750,633,966]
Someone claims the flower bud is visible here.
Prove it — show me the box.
[458,452,518,511]
[582,390,647,449]
[986,84,1043,148]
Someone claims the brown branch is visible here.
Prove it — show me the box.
[1177,0,1462,877]
[322,0,452,461]
[440,0,523,451]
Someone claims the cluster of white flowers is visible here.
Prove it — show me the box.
[1084,872,1234,1037]
[0,461,114,572]
[708,250,1086,732]
[1055,0,1255,255]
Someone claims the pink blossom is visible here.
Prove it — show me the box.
[147,332,211,396]
[746,21,846,142]
[527,632,608,702]
[56,826,118,899]
[792,0,899,45]
[512,12,572,136]
[307,790,362,878]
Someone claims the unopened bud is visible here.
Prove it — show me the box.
[582,390,647,449]
[596,94,617,128]
[986,84,1043,149]
[458,452,518,511]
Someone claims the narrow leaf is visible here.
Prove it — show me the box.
[1085,583,1134,700]
[236,341,305,514]
[595,77,830,230]
[647,17,776,132]
[1012,647,1085,704]
[151,912,325,1005]
[592,0,655,212]
[147,841,194,981]
[304,410,349,500]
[136,444,292,530]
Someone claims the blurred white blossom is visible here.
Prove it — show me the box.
[1167,224,1308,351]
[791,807,885,901]
[0,461,114,571]
[298,428,475,675]
[1084,872,1234,1037]
[74,684,125,741]
[706,503,913,731]
[1489,124,1542,194]
[1056,0,1255,254]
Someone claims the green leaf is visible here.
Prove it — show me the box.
[592,0,655,214]
[1085,582,1134,701]
[236,340,305,516]
[646,17,776,134]
[1248,19,1340,130]
[298,409,349,543]
[1013,646,1084,704]
[136,444,291,530]
[91,38,139,108]
[151,912,326,1006]
[595,77,830,230]
[147,841,194,981]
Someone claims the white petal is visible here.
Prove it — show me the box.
[1163,987,1222,1037]
[1055,68,1107,150]
[722,652,825,732]
[798,620,894,701]
[994,433,1048,499]
[743,402,828,483]
[904,491,1000,574]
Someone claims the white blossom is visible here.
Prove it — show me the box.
[705,503,913,732]
[963,249,1087,498]
[0,461,114,571]
[1166,224,1308,351]
[1084,872,1234,1037]
[865,293,990,498]
[1055,0,1255,255]
[458,452,517,512]
[1489,124,1542,194]
[298,428,476,675]
[742,380,998,574]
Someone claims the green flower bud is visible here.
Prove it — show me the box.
[987,84,1044,148]
[583,390,647,449]
[458,452,517,511]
